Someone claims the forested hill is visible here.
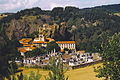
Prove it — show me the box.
[82,4,120,12]
[94,4,120,12]
[0,4,120,52]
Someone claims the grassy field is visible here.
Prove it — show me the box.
[18,63,103,80]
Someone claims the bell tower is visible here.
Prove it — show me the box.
[39,34,45,41]
[38,27,45,41]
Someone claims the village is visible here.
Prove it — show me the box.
[17,24,102,68]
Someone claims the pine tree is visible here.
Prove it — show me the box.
[95,33,120,80]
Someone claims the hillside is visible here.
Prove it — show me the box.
[0,4,120,52]
[17,63,102,80]
[94,4,120,12]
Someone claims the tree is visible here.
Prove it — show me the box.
[0,39,21,78]
[25,47,47,58]
[46,56,68,80]
[94,33,120,80]
[9,71,41,80]
[46,41,60,52]
[64,48,72,53]
[28,31,39,38]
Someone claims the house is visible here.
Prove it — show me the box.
[75,51,94,63]
[56,41,76,51]
[32,41,48,47]
[92,53,102,61]
[32,35,54,47]
[19,38,32,44]
[62,54,72,63]
[18,48,27,56]
[18,47,37,56]
[33,35,45,42]
[69,61,76,66]
[42,59,49,65]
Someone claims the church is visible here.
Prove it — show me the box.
[32,34,76,51]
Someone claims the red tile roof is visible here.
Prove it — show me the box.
[23,44,35,47]
[32,41,48,44]
[18,48,27,53]
[18,47,37,53]
[56,41,75,44]
[45,38,55,41]
[24,47,37,50]
[19,38,32,43]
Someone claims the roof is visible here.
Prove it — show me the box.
[32,41,48,44]
[18,48,27,53]
[24,47,37,50]
[19,38,32,43]
[60,22,66,25]
[61,49,64,52]
[23,44,35,47]
[62,54,72,59]
[42,59,49,63]
[43,24,49,27]
[34,38,40,41]
[18,47,37,53]
[20,42,28,45]
[56,41,75,44]
[45,38,55,41]
[77,50,85,54]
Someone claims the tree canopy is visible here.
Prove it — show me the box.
[25,47,47,58]
[46,41,60,52]
[95,32,120,80]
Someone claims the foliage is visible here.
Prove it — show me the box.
[63,48,72,53]
[46,56,68,80]
[8,63,41,80]
[8,61,18,75]
[8,71,41,80]
[24,71,41,80]
[28,31,39,38]
[46,41,60,52]
[64,48,69,51]
[0,39,21,78]
[94,4,120,12]
[94,33,120,80]
[0,4,120,79]
[17,73,24,80]
[25,47,47,58]
[1,4,120,52]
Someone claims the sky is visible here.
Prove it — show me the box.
[0,0,120,13]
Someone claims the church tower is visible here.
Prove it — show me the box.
[38,27,45,41]
[39,34,45,41]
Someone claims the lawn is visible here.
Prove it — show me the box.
[18,63,103,80]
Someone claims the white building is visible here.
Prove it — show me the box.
[56,41,76,51]
[32,34,76,51]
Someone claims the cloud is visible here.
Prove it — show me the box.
[0,0,120,13]
[0,0,39,12]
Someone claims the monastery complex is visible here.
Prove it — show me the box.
[18,27,76,56]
